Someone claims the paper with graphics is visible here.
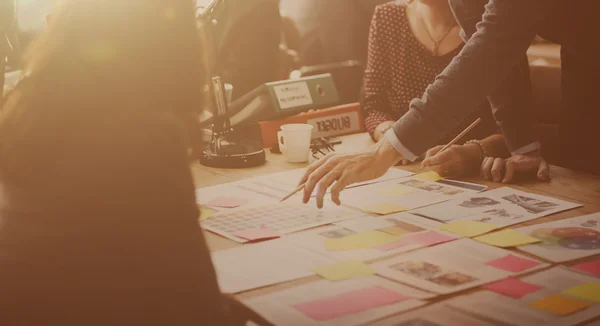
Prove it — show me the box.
[516,213,600,263]
[447,267,600,326]
[371,238,547,294]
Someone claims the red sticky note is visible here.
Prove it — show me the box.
[572,259,600,278]
[409,231,456,247]
[377,238,414,251]
[204,197,248,208]
[292,286,409,321]
[483,277,543,299]
[233,228,280,241]
[485,255,541,273]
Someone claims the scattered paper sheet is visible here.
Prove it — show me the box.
[340,177,486,213]
[447,267,600,326]
[406,230,457,247]
[283,214,457,262]
[516,213,600,263]
[413,187,582,228]
[232,228,280,241]
[202,202,364,243]
[196,180,281,209]
[324,231,400,251]
[211,239,336,293]
[475,229,541,247]
[529,294,590,316]
[483,277,543,299]
[204,196,248,208]
[485,254,542,273]
[244,276,433,326]
[379,226,411,236]
[313,260,376,281]
[371,239,547,294]
[369,304,498,326]
[563,283,600,303]
[572,258,600,278]
[439,220,499,237]
[413,171,442,182]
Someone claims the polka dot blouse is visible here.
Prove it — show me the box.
[363,2,495,142]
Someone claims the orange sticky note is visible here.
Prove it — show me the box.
[364,203,410,215]
[413,171,442,182]
[529,295,590,316]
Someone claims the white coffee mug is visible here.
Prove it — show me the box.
[278,124,314,163]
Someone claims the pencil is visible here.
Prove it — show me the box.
[280,183,306,203]
[419,118,482,171]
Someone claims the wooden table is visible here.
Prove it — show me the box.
[191,132,600,324]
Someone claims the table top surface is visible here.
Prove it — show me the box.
[191,132,600,324]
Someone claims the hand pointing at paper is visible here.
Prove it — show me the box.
[298,136,403,209]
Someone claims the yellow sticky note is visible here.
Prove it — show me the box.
[564,283,600,303]
[529,295,590,316]
[325,230,400,251]
[364,203,410,215]
[379,226,411,236]
[439,220,499,238]
[313,260,376,281]
[474,229,541,247]
[199,207,217,221]
[413,171,442,182]
[377,184,418,196]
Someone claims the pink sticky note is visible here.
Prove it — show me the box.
[377,238,415,251]
[409,231,456,247]
[292,286,409,321]
[204,197,248,208]
[233,228,280,241]
[572,258,600,278]
[483,277,543,299]
[485,255,541,273]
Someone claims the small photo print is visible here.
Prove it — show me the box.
[399,180,428,189]
[476,209,525,221]
[427,272,478,288]
[502,194,559,214]
[319,228,355,239]
[398,180,462,196]
[389,261,443,279]
[394,319,442,326]
[459,197,500,209]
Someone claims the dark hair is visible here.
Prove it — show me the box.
[0,0,206,185]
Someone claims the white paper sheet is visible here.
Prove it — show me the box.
[211,239,336,294]
[515,213,600,263]
[371,238,548,294]
[202,202,365,243]
[370,304,498,326]
[244,276,432,326]
[413,187,582,227]
[339,177,487,212]
[283,213,459,262]
[447,267,600,326]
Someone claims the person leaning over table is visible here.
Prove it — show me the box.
[0,0,270,325]
[298,0,599,209]
[363,0,498,162]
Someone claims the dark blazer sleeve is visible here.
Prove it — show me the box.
[392,0,557,155]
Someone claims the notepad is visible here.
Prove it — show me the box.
[485,254,541,273]
[324,231,400,251]
[529,294,590,316]
[474,229,541,247]
[483,277,542,299]
[413,171,442,182]
[292,286,409,321]
[439,220,498,237]
[313,260,376,281]
[563,283,600,303]
[363,203,410,215]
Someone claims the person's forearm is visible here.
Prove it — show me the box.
[392,0,556,156]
